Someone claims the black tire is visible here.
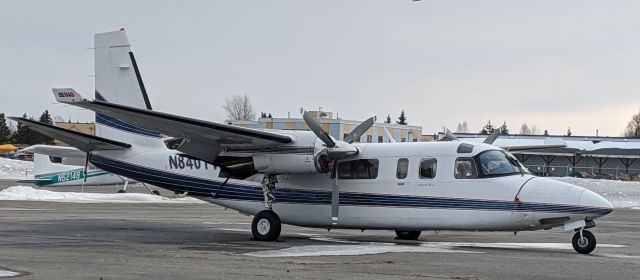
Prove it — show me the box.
[395,230,421,240]
[152,190,161,195]
[251,210,282,241]
[572,230,596,254]
[174,191,185,195]
[117,190,126,193]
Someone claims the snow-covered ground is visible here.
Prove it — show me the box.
[0,157,33,180]
[0,186,204,204]
[553,177,640,209]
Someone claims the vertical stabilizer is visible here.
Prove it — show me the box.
[33,153,76,176]
[94,29,164,147]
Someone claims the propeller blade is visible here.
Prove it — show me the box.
[300,108,336,148]
[438,129,458,141]
[300,108,335,147]
[344,116,376,144]
[483,128,501,144]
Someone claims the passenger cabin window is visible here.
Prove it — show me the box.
[419,158,437,179]
[338,159,379,179]
[454,158,477,179]
[396,158,409,179]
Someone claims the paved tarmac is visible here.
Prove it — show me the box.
[0,186,638,279]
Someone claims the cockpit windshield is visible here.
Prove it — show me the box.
[477,150,524,177]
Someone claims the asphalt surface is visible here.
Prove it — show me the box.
[0,185,638,279]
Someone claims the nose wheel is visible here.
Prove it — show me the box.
[251,210,281,241]
[572,229,596,254]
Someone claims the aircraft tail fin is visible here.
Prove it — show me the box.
[33,153,77,176]
[93,29,164,147]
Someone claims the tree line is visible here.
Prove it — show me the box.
[0,110,55,145]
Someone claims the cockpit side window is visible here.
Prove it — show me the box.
[396,158,409,179]
[478,150,518,176]
[454,158,477,179]
[419,158,437,179]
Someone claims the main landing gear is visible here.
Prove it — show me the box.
[572,229,596,254]
[251,174,282,241]
[395,230,422,240]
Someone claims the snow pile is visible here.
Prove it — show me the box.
[0,157,34,179]
[0,186,205,204]
[553,177,640,209]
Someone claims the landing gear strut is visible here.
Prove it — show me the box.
[572,229,596,254]
[251,210,281,241]
[261,174,278,209]
[395,230,421,240]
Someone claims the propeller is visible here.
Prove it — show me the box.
[483,128,501,145]
[438,128,459,141]
[300,108,375,227]
[343,116,376,144]
[300,108,375,160]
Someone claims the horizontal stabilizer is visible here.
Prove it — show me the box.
[21,145,86,159]
[8,117,130,153]
[52,88,88,103]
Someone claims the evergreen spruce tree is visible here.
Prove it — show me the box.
[260,112,267,118]
[396,110,408,125]
[385,114,391,124]
[0,113,11,143]
[500,121,509,135]
[544,129,549,136]
[566,127,572,136]
[34,110,55,144]
[267,113,272,118]
[480,120,494,135]
[11,113,34,144]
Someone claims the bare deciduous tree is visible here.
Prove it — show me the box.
[223,94,256,121]
[519,123,540,135]
[456,121,469,133]
[623,110,640,138]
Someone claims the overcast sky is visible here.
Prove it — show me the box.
[1,1,640,136]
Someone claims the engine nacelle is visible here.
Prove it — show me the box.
[253,154,319,174]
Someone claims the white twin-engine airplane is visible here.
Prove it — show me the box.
[11,30,612,254]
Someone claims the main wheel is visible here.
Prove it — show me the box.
[117,189,126,193]
[251,210,281,241]
[572,230,596,254]
[151,190,161,195]
[395,230,421,240]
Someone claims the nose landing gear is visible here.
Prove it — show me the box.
[572,229,596,254]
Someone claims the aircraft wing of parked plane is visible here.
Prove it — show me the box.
[52,88,293,163]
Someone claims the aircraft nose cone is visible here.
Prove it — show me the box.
[579,189,614,216]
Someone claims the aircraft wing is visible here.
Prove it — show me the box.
[499,138,567,151]
[21,144,86,158]
[8,117,131,153]
[52,88,293,162]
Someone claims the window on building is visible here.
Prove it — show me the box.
[419,158,437,179]
[396,158,409,179]
[338,159,379,179]
[343,133,349,140]
[401,138,406,142]
[378,136,383,143]
[454,158,477,179]
[366,135,373,143]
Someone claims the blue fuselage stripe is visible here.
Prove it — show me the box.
[89,154,611,215]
